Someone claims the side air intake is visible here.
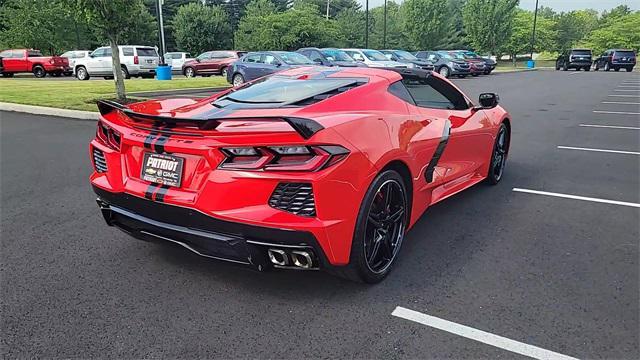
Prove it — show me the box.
[269,183,316,217]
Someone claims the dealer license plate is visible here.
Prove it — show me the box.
[141,153,184,187]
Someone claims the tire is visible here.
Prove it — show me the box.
[593,63,599,71]
[33,65,46,78]
[626,67,634,72]
[487,123,510,185]
[184,67,195,78]
[604,62,610,71]
[220,66,228,78]
[2,72,15,78]
[614,67,620,72]
[51,72,61,77]
[484,70,491,75]
[76,66,89,80]
[438,66,450,78]
[562,62,568,71]
[472,73,479,77]
[232,73,244,87]
[555,61,560,70]
[584,66,590,72]
[63,72,73,77]
[103,77,113,80]
[120,66,130,79]
[336,169,409,283]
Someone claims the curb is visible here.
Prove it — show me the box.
[0,102,98,121]
[492,68,539,74]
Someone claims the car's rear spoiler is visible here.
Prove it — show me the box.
[96,100,324,139]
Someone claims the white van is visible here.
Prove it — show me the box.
[164,52,193,73]
[74,45,159,80]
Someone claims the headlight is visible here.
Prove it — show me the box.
[406,62,416,68]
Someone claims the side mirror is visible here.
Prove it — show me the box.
[478,93,499,108]
[313,58,323,64]
[355,57,364,62]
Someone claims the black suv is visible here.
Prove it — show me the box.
[379,50,435,71]
[594,49,636,72]
[556,49,592,71]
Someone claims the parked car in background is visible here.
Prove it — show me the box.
[74,45,159,80]
[296,47,364,67]
[60,50,91,76]
[380,50,435,71]
[414,50,471,78]
[182,51,246,78]
[0,49,70,78]
[593,49,636,72]
[455,50,496,74]
[342,49,407,68]
[164,52,193,73]
[449,51,486,76]
[226,51,317,86]
[555,49,592,71]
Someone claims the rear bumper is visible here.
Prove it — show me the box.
[568,61,591,67]
[94,185,329,270]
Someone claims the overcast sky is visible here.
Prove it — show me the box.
[356,0,638,12]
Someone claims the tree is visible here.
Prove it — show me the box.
[503,8,556,63]
[172,2,233,55]
[554,9,598,52]
[581,11,640,56]
[462,0,519,56]
[77,0,153,101]
[234,1,340,50]
[599,5,632,25]
[368,1,404,49]
[400,0,450,51]
[335,7,365,47]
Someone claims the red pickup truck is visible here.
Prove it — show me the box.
[0,49,71,78]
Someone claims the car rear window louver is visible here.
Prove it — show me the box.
[93,148,108,173]
[291,83,363,107]
[269,183,316,217]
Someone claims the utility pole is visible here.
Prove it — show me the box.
[156,0,166,63]
[365,0,369,48]
[383,0,387,49]
[529,0,539,61]
[326,0,330,20]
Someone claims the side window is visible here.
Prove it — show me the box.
[348,51,364,61]
[92,48,104,57]
[244,54,261,63]
[308,51,323,62]
[103,48,112,57]
[0,50,11,57]
[426,53,438,61]
[404,76,469,110]
[27,50,42,57]
[388,81,416,105]
[196,52,210,60]
[262,54,277,65]
[122,47,134,56]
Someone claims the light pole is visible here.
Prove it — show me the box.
[156,0,166,63]
[326,0,330,20]
[365,0,369,48]
[383,0,387,49]
[529,0,539,61]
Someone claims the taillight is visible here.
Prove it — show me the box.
[219,145,349,171]
[134,55,139,64]
[95,121,121,150]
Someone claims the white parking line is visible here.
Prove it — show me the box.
[512,188,640,208]
[579,124,640,130]
[618,86,640,88]
[558,146,640,155]
[613,89,640,92]
[601,101,640,105]
[608,94,640,98]
[592,110,640,115]
[391,307,579,360]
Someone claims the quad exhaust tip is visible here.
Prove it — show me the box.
[267,248,314,269]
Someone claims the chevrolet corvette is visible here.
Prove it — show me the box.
[90,67,511,283]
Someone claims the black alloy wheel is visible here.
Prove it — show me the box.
[335,170,408,283]
[488,123,509,184]
[33,65,46,78]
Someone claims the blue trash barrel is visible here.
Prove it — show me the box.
[526,60,535,68]
[156,65,172,80]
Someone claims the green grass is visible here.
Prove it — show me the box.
[0,77,229,111]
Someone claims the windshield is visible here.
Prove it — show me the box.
[463,51,479,58]
[394,50,418,61]
[321,49,353,62]
[220,77,358,104]
[363,50,388,61]
[278,52,314,65]
[437,52,453,60]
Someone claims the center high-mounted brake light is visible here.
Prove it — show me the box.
[219,145,349,171]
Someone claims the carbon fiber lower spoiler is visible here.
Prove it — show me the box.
[96,100,324,140]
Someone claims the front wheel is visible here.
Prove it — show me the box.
[220,66,228,78]
[614,67,620,72]
[626,67,634,72]
[584,66,590,71]
[120,66,130,79]
[184,67,195,78]
[76,66,90,80]
[604,62,610,71]
[33,65,46,78]
[232,73,244,87]
[488,123,510,185]
[338,170,408,283]
[438,66,450,78]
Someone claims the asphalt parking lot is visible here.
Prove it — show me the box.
[1,70,638,359]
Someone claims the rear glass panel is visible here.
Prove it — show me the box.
[27,50,43,57]
[571,50,591,55]
[614,51,635,57]
[122,47,134,56]
[136,48,158,57]
[219,77,358,104]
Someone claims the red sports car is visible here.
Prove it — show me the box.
[90,67,511,283]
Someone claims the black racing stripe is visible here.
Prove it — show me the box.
[154,185,171,203]
[144,183,160,200]
[144,122,162,150]
[152,124,175,154]
[425,120,452,183]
